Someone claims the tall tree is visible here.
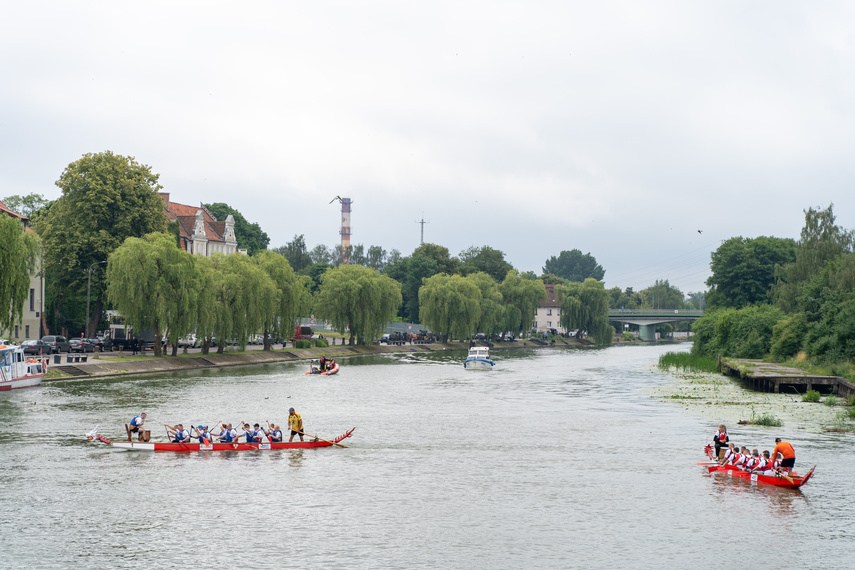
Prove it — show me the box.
[543,249,605,282]
[459,246,513,281]
[210,254,278,352]
[36,151,167,336]
[277,234,312,272]
[386,254,439,322]
[414,243,459,275]
[0,213,41,334]
[314,265,402,345]
[499,270,546,335]
[106,232,199,357]
[1,193,49,218]
[366,245,387,272]
[774,204,854,312]
[309,244,334,265]
[466,272,504,335]
[706,236,796,309]
[641,279,687,310]
[557,278,612,345]
[419,273,482,341]
[255,250,312,350]
[204,202,270,255]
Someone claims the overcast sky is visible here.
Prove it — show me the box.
[3,1,854,294]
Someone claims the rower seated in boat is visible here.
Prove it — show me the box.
[720,443,736,465]
[214,423,238,443]
[164,423,191,443]
[265,421,283,443]
[192,425,211,444]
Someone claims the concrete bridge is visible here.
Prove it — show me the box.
[608,309,704,341]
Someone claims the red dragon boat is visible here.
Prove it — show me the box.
[87,427,354,452]
[702,445,815,489]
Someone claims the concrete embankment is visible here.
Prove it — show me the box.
[720,358,855,400]
[46,337,594,381]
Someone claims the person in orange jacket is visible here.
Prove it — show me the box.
[772,438,796,476]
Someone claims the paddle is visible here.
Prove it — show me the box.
[777,470,795,483]
[297,430,347,448]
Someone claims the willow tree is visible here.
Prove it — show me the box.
[210,254,278,352]
[499,270,546,336]
[557,278,612,345]
[466,272,504,336]
[419,273,481,342]
[194,256,218,355]
[0,213,41,334]
[37,151,167,337]
[255,250,312,350]
[315,264,402,345]
[106,232,199,357]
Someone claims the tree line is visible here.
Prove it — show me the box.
[3,150,694,348]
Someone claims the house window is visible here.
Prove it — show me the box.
[25,325,30,337]
[14,325,19,338]
[547,309,552,316]
[30,288,35,311]
[547,321,552,328]
[534,321,538,328]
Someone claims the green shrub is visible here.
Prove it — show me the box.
[803,390,821,402]
[849,395,855,407]
[825,395,839,406]
[294,339,312,349]
[752,413,784,427]
[315,338,329,348]
[658,351,719,373]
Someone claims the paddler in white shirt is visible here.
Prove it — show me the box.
[713,424,729,460]
[164,423,191,443]
[720,443,736,465]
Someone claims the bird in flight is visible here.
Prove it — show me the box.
[329,195,343,204]
[697,230,703,234]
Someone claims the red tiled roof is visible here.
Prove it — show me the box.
[0,199,28,221]
[542,284,560,307]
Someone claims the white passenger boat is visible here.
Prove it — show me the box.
[463,346,495,369]
[0,343,48,391]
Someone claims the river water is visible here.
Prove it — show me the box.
[1,344,853,569]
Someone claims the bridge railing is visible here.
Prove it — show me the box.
[607,309,704,316]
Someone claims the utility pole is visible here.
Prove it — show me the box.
[416,214,429,245]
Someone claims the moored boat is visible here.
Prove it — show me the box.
[702,445,815,489]
[88,427,354,451]
[0,344,48,391]
[463,346,494,369]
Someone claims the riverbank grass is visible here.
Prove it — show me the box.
[658,352,718,373]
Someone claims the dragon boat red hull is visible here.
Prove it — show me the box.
[702,445,814,489]
[90,428,354,452]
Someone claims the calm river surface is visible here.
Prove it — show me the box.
[1,344,853,569]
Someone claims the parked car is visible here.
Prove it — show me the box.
[70,338,95,353]
[41,335,71,353]
[177,334,198,348]
[21,339,50,355]
[380,334,390,344]
[88,337,112,351]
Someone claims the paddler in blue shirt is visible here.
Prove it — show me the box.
[164,423,191,443]
[265,421,283,443]
[192,424,211,444]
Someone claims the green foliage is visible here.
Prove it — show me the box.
[751,413,783,427]
[691,305,785,359]
[37,151,167,334]
[294,339,312,349]
[770,312,807,361]
[314,265,402,345]
[1,193,49,218]
[106,232,199,357]
[419,273,481,341]
[0,213,41,333]
[803,390,821,402]
[849,395,855,407]
[706,236,796,309]
[458,246,513,282]
[499,270,546,335]
[825,395,839,406]
[543,249,605,282]
[607,286,642,310]
[556,278,612,345]
[386,254,438,322]
[204,202,270,255]
[208,254,278,352]
[466,272,504,335]
[774,203,854,313]
[255,250,312,350]
[315,337,329,348]
[641,279,687,310]
[657,352,719,373]
[276,234,312,272]
[413,243,458,275]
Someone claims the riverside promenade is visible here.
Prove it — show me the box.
[46,337,593,381]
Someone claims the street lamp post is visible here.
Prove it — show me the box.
[86,260,108,338]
